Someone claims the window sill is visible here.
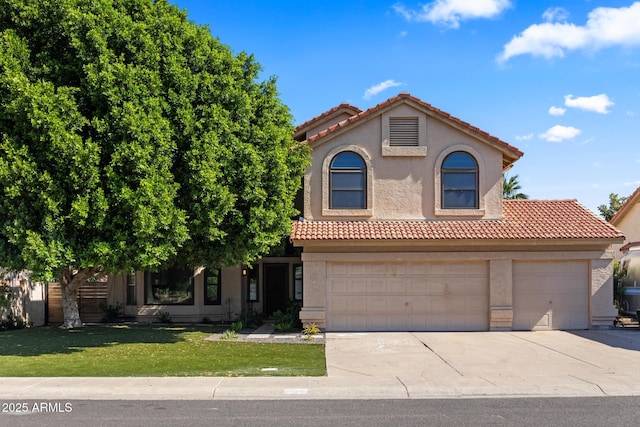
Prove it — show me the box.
[434,208,485,218]
[382,146,428,157]
[322,208,373,217]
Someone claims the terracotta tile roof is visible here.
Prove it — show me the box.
[290,200,624,242]
[294,103,362,140]
[304,93,523,169]
[610,186,640,225]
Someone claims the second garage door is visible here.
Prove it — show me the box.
[512,260,589,330]
[326,261,489,331]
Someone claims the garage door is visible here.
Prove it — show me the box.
[513,261,588,330]
[326,261,489,331]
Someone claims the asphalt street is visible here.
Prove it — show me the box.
[1,397,638,427]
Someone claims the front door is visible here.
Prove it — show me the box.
[264,264,289,316]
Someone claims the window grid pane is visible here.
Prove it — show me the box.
[330,152,366,209]
[442,151,479,209]
[144,268,194,305]
[204,268,222,305]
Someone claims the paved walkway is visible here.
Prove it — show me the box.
[205,322,325,344]
[2,328,640,400]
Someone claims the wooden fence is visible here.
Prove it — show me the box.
[47,280,109,324]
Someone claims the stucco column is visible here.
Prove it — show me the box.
[299,259,327,328]
[489,259,513,330]
[591,256,618,327]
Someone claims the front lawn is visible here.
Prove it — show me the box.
[0,325,326,377]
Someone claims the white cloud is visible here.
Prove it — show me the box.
[363,80,403,100]
[542,7,570,23]
[515,133,533,141]
[564,94,613,114]
[394,0,511,29]
[498,2,640,62]
[539,125,581,142]
[548,106,566,116]
[627,111,636,116]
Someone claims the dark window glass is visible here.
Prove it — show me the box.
[330,152,366,209]
[294,264,303,301]
[204,268,222,305]
[126,273,136,306]
[442,152,478,209]
[247,266,259,302]
[144,268,194,305]
[331,152,365,169]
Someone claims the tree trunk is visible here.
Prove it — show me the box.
[59,266,103,329]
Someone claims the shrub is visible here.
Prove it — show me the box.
[99,302,124,322]
[272,301,301,328]
[274,320,295,333]
[0,313,28,331]
[302,323,321,341]
[0,284,28,330]
[241,309,264,328]
[220,329,239,340]
[157,311,173,324]
[230,321,243,333]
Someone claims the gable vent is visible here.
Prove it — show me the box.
[389,117,419,146]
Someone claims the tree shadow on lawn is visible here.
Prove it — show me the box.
[0,325,220,357]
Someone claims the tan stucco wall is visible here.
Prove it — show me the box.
[300,249,616,331]
[304,103,504,221]
[111,267,243,323]
[591,255,618,326]
[612,200,640,258]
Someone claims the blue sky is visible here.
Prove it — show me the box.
[172,0,640,214]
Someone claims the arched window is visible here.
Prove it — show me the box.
[330,151,366,209]
[441,151,478,209]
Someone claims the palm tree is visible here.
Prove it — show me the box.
[503,174,529,200]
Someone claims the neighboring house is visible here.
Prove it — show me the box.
[610,187,640,258]
[290,92,623,331]
[44,93,624,330]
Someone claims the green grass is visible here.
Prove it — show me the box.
[0,325,326,377]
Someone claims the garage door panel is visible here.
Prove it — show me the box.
[330,278,348,293]
[513,261,588,331]
[348,279,367,293]
[367,279,386,294]
[425,279,445,295]
[464,295,489,311]
[327,261,489,331]
[406,279,426,293]
[408,296,427,312]
[328,263,348,275]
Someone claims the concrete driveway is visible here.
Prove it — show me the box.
[325,329,640,397]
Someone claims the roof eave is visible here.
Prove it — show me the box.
[292,237,624,249]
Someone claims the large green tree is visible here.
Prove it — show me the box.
[597,193,628,221]
[0,0,309,328]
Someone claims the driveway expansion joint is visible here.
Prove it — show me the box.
[395,376,410,398]
[569,375,609,396]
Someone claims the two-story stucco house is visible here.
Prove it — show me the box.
[290,92,623,331]
[47,93,623,330]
